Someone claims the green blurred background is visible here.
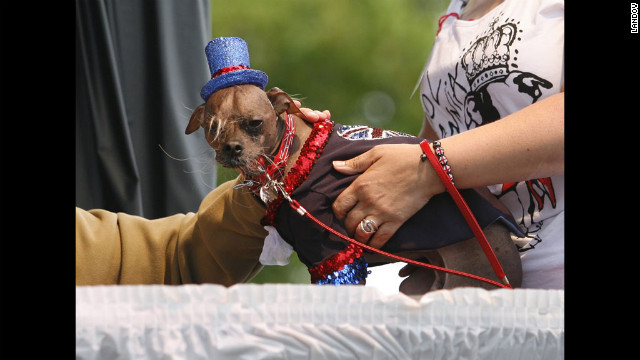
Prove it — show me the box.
[210,0,450,284]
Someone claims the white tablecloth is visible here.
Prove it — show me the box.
[76,284,564,360]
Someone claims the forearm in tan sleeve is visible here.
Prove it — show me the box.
[176,176,268,285]
[76,176,267,286]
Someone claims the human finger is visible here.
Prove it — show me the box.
[292,100,331,123]
[342,203,395,248]
[340,197,368,237]
[333,148,384,231]
[353,217,379,244]
[332,147,381,176]
[299,108,330,122]
[332,184,358,223]
[366,222,399,249]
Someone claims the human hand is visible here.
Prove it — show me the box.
[293,99,331,123]
[332,144,445,249]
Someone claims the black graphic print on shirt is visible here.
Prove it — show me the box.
[421,13,557,245]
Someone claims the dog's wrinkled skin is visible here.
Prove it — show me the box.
[187,84,522,294]
[187,85,312,178]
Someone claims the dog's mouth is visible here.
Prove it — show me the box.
[219,157,245,170]
[216,153,268,178]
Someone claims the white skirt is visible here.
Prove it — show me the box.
[76,284,563,360]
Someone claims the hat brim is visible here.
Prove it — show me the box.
[200,69,268,102]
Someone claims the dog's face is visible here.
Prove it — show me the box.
[186,85,298,177]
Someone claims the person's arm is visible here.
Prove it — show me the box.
[331,91,564,249]
[76,176,267,286]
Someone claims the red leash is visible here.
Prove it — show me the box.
[419,140,510,287]
[287,199,509,289]
[278,138,512,289]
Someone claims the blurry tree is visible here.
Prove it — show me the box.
[208,0,450,284]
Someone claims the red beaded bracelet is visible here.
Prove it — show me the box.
[420,140,455,184]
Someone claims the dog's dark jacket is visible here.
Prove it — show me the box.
[261,121,524,282]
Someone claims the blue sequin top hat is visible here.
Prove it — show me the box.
[200,37,269,102]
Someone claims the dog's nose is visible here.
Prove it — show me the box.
[224,141,243,156]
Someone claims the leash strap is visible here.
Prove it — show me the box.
[260,124,512,289]
[286,198,509,289]
[419,140,510,286]
[276,176,511,289]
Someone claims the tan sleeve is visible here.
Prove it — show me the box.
[76,176,267,286]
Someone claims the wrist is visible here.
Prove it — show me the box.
[431,140,455,184]
[418,141,447,198]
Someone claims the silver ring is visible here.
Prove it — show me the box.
[359,218,379,234]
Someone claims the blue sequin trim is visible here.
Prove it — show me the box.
[314,257,370,285]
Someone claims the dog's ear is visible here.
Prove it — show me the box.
[266,87,304,118]
[186,104,206,135]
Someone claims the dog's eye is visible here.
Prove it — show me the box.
[208,123,218,135]
[248,120,263,129]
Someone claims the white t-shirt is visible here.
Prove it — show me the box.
[418,0,564,289]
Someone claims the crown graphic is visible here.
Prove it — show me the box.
[461,22,517,91]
